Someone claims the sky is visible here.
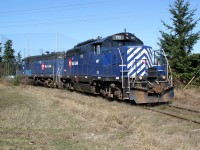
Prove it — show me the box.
[0,0,200,57]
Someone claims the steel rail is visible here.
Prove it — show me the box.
[168,104,200,114]
[143,106,200,125]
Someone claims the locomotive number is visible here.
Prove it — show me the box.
[112,35,125,40]
[115,35,122,40]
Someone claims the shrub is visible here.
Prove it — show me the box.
[11,75,22,86]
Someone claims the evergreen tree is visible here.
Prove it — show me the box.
[16,51,22,70]
[158,0,200,73]
[3,40,15,76]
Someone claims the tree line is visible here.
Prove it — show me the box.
[0,41,22,77]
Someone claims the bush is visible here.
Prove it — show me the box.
[11,75,22,86]
[172,71,200,88]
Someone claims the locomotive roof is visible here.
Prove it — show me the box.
[71,32,143,49]
[22,51,65,61]
[66,32,144,54]
[90,37,107,45]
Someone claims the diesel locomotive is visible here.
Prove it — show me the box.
[19,32,174,103]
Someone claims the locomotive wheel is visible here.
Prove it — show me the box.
[57,82,64,89]
[109,83,123,99]
[45,79,54,88]
[114,88,123,99]
[100,84,113,98]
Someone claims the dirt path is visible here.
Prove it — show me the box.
[0,83,200,149]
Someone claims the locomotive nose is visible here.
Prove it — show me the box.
[125,46,153,78]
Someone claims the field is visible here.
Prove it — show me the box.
[0,80,200,149]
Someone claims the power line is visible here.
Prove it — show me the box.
[0,13,157,28]
[0,13,136,26]
[0,0,115,16]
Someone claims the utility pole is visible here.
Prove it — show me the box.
[27,34,30,57]
[56,32,58,52]
[28,38,30,56]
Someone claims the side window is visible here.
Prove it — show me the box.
[94,44,101,55]
[66,51,75,57]
[102,42,112,53]
[22,60,25,65]
[118,42,123,47]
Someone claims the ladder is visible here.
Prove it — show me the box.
[118,48,130,99]
[56,65,63,85]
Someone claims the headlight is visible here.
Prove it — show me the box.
[162,76,166,80]
[139,76,143,80]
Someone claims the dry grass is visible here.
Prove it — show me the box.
[173,87,200,110]
[0,81,200,149]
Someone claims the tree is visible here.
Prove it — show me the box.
[16,51,22,70]
[3,40,15,76]
[158,0,200,73]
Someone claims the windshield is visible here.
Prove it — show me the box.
[111,33,143,47]
[112,41,143,47]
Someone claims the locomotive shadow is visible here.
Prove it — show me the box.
[78,91,170,107]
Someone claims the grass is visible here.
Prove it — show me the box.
[0,80,200,149]
[173,87,200,110]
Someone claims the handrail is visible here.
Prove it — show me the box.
[117,48,124,88]
[55,65,63,85]
[161,49,173,86]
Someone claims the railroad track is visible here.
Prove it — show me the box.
[168,104,200,113]
[143,104,200,125]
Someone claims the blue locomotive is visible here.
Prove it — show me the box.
[20,32,174,103]
[19,52,65,87]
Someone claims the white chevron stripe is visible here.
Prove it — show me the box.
[127,46,154,77]
[133,47,142,55]
[128,67,134,76]
[146,48,153,64]
[127,47,143,61]
[127,47,134,54]
[128,51,149,69]
[127,47,142,57]
[127,52,135,62]
[140,71,146,76]
[127,60,134,69]
[128,62,146,76]
[135,50,152,67]
[140,54,152,68]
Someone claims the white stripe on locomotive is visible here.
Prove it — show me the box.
[127,46,153,77]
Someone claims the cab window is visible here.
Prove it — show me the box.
[94,44,101,55]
